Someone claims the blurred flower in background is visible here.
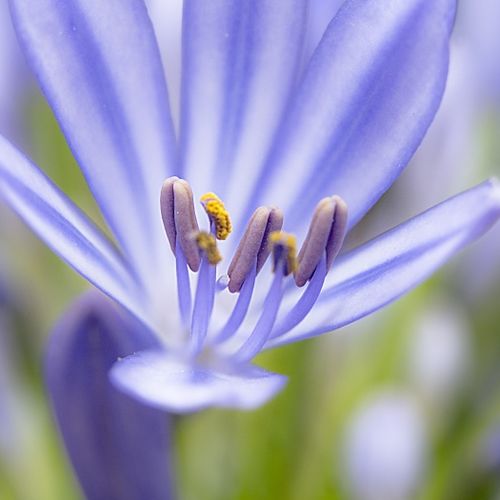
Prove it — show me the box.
[407,296,470,409]
[342,391,427,500]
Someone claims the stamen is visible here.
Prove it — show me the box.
[269,195,348,340]
[232,265,284,364]
[269,231,298,276]
[160,177,201,271]
[190,253,216,355]
[294,195,348,287]
[200,192,232,240]
[230,229,298,362]
[175,239,192,328]
[213,261,257,344]
[195,231,222,265]
[227,206,283,292]
[270,255,327,339]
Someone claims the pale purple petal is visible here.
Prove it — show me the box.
[267,179,500,348]
[111,350,287,414]
[9,0,177,283]
[457,0,500,103]
[180,0,307,225]
[0,0,30,144]
[46,292,175,500]
[303,0,344,63]
[145,0,183,129]
[0,136,151,327]
[251,0,456,233]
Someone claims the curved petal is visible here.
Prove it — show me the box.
[9,0,177,283]
[46,291,174,500]
[249,0,456,233]
[0,0,30,144]
[303,0,344,64]
[180,0,307,224]
[0,136,151,328]
[267,179,500,348]
[111,350,287,414]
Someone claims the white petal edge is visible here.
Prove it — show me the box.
[111,350,287,414]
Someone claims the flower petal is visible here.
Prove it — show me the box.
[46,292,175,500]
[111,350,287,414]
[145,0,184,129]
[0,0,29,144]
[251,0,456,233]
[0,136,151,327]
[180,0,307,221]
[267,179,500,348]
[9,0,177,282]
[303,0,344,63]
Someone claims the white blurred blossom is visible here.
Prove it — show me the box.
[407,297,470,404]
[342,391,427,500]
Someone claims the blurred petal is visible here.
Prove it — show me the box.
[0,136,152,327]
[458,0,500,102]
[268,179,500,347]
[111,350,287,414]
[253,0,456,233]
[46,292,175,500]
[181,0,307,221]
[342,391,426,500]
[0,0,29,143]
[9,0,177,282]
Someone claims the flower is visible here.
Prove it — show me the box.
[341,391,427,500]
[1,0,499,418]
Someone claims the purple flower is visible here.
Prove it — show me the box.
[1,0,499,419]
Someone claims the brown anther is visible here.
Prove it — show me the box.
[227,207,283,292]
[294,195,348,287]
[160,177,201,271]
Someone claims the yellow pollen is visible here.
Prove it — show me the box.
[200,192,232,240]
[195,231,222,265]
[269,231,298,275]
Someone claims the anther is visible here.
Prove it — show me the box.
[200,192,232,240]
[227,206,283,292]
[269,231,298,276]
[160,177,201,271]
[195,231,222,265]
[294,195,348,287]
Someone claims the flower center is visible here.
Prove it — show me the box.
[160,176,348,363]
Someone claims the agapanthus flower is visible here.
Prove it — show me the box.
[1,0,500,419]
